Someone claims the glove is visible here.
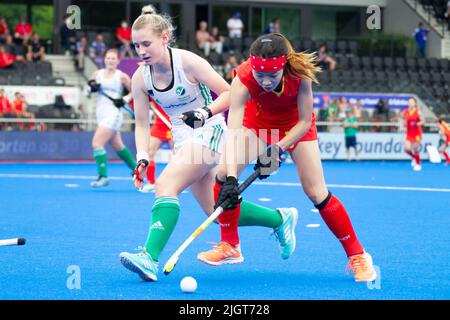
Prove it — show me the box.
[133,159,149,189]
[88,80,101,93]
[214,176,240,210]
[254,144,286,180]
[181,107,212,129]
[112,98,126,108]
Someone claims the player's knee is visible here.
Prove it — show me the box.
[154,178,179,197]
[304,186,329,205]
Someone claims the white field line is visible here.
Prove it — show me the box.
[1,173,449,193]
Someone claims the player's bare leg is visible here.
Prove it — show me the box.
[291,140,376,282]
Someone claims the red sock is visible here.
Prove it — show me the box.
[146,160,156,184]
[317,193,364,257]
[413,152,421,165]
[214,179,240,247]
[443,150,450,163]
[405,150,414,158]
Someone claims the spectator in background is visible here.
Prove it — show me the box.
[116,20,132,47]
[27,32,45,62]
[74,35,88,70]
[343,109,360,161]
[227,12,244,39]
[223,54,238,83]
[14,16,32,42]
[0,17,10,43]
[12,92,35,130]
[0,45,16,68]
[196,21,214,57]
[316,44,336,71]
[372,99,390,132]
[413,22,429,58]
[337,96,348,121]
[4,34,25,63]
[210,26,224,54]
[0,88,13,130]
[89,34,107,67]
[116,20,134,58]
[352,99,370,132]
[263,18,281,34]
[59,14,77,55]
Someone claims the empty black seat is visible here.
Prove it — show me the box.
[349,56,361,69]
[406,57,416,70]
[417,58,428,71]
[431,72,442,85]
[408,71,420,83]
[383,57,394,70]
[336,40,347,56]
[374,70,385,82]
[395,57,406,71]
[348,41,358,56]
[372,56,383,70]
[325,40,336,53]
[352,70,364,81]
[438,59,449,72]
[361,56,372,70]
[420,72,432,85]
[336,56,349,69]
[428,58,439,71]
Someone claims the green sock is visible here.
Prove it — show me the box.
[145,197,180,261]
[239,200,283,228]
[93,148,108,177]
[116,147,136,170]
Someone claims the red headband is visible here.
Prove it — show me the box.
[250,54,287,72]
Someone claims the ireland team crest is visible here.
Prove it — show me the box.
[176,86,186,96]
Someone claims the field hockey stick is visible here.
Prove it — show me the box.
[0,238,26,247]
[163,167,261,275]
[98,89,135,117]
[149,102,172,129]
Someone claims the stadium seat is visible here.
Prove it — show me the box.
[325,40,336,53]
[361,56,372,70]
[336,56,349,69]
[8,74,23,85]
[336,40,347,56]
[438,59,449,72]
[395,57,407,71]
[442,73,450,87]
[348,41,359,56]
[406,58,417,71]
[408,71,420,83]
[383,57,394,70]
[349,56,361,70]
[372,56,383,70]
[431,73,442,86]
[417,58,428,71]
[428,58,439,71]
